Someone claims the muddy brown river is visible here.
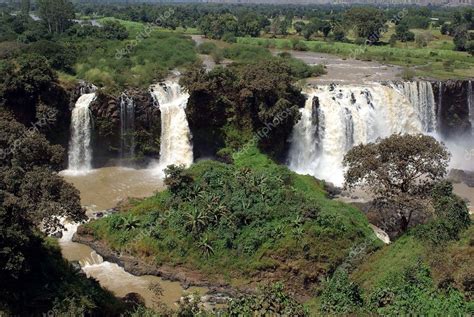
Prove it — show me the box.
[58,167,207,308]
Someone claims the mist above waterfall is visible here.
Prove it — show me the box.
[66,92,96,175]
[150,81,193,174]
[288,82,474,186]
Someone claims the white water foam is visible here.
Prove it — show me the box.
[150,81,193,175]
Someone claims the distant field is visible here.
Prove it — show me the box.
[237,36,474,80]
[70,18,197,90]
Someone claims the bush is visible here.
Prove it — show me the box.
[414,181,471,244]
[222,32,236,43]
[368,263,469,315]
[196,42,217,55]
[227,283,307,316]
[293,41,308,51]
[100,20,129,40]
[320,270,363,314]
[401,67,415,81]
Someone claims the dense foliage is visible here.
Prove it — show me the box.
[0,110,126,315]
[344,134,450,235]
[83,147,376,297]
[226,283,307,316]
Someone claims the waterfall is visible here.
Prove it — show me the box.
[437,81,443,131]
[288,83,423,185]
[394,81,436,133]
[469,80,474,136]
[68,93,96,173]
[150,81,193,172]
[288,95,322,175]
[119,93,136,159]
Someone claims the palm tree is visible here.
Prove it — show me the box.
[184,207,207,235]
[197,234,214,257]
[121,214,140,231]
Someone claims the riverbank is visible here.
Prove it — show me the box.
[72,226,237,296]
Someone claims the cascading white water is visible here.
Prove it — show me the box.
[288,83,423,185]
[150,81,193,172]
[68,93,96,173]
[288,95,322,175]
[119,93,136,159]
[394,81,436,133]
[469,80,474,136]
[437,81,443,131]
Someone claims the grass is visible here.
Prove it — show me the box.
[69,18,197,90]
[236,36,474,80]
[351,235,425,291]
[352,224,474,294]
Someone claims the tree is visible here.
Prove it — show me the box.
[319,20,332,39]
[100,20,129,40]
[302,22,318,40]
[440,23,450,35]
[453,26,471,52]
[21,0,30,15]
[343,134,450,233]
[238,12,263,37]
[0,111,89,313]
[466,40,474,56]
[37,0,74,34]
[415,33,430,48]
[27,40,77,72]
[415,181,471,244]
[333,29,346,42]
[395,22,415,42]
[294,21,306,34]
[344,7,386,44]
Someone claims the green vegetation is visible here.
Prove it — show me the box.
[344,134,451,236]
[350,227,474,316]
[0,10,198,91]
[236,36,474,79]
[73,27,197,89]
[82,146,376,293]
[0,110,126,315]
[226,283,307,316]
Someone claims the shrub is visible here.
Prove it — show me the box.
[414,181,471,244]
[227,283,307,316]
[196,42,217,55]
[401,67,415,81]
[222,32,237,43]
[320,270,363,314]
[368,263,469,315]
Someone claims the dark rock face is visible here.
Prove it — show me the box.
[432,80,471,138]
[88,89,161,168]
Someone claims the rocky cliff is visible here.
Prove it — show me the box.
[87,88,161,167]
[432,80,472,138]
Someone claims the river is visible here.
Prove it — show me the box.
[58,166,207,308]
